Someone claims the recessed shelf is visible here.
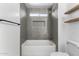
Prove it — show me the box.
[64,17,79,23]
[64,4,79,14]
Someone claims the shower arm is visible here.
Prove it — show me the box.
[0,19,20,25]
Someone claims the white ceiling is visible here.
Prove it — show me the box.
[25,3,53,8]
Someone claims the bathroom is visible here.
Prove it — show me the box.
[0,3,79,56]
[20,3,79,56]
[20,3,58,56]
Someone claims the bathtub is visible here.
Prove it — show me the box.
[22,40,56,56]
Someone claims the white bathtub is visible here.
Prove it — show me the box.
[22,40,56,56]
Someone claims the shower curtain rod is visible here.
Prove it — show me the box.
[0,19,20,25]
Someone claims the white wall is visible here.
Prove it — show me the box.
[66,3,79,43]
[0,3,20,56]
[58,3,70,52]
[0,3,20,23]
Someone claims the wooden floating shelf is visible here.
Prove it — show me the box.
[64,17,79,23]
[64,4,79,14]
